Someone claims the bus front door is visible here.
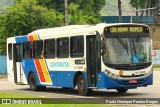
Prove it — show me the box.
[86,35,99,88]
[13,43,23,84]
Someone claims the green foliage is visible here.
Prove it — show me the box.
[69,3,100,24]
[36,0,105,14]
[130,0,147,8]
[130,0,160,16]
[0,0,64,55]
[5,0,63,36]
[0,0,105,55]
[36,0,105,23]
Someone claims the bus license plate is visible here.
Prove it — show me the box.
[129,80,137,84]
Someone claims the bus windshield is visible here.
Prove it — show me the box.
[103,36,151,65]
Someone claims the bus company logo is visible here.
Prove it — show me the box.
[2,99,11,104]
[50,62,70,67]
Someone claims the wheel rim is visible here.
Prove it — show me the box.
[79,81,84,89]
[79,80,86,93]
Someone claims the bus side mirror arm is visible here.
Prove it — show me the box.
[101,49,106,55]
[101,41,106,55]
[101,41,105,49]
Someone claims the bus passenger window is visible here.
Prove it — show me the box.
[23,42,32,59]
[57,37,69,58]
[8,43,12,60]
[70,36,84,57]
[33,40,43,59]
[44,39,55,58]
[63,38,69,57]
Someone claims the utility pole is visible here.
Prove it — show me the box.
[136,7,138,23]
[118,0,122,23]
[64,0,69,26]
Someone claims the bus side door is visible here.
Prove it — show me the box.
[13,43,23,84]
[86,33,101,88]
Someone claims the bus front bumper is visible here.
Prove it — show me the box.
[97,72,153,89]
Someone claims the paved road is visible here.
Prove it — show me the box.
[0,69,160,99]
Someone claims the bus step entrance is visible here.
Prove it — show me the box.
[16,82,23,85]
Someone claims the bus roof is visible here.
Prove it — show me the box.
[7,23,149,40]
[31,25,90,34]
[31,23,148,34]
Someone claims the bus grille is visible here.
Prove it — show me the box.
[107,62,151,70]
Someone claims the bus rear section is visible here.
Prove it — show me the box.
[7,36,28,85]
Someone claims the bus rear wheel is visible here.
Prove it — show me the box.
[29,73,46,91]
[116,88,128,93]
[77,75,92,96]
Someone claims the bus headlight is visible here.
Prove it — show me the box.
[104,69,120,79]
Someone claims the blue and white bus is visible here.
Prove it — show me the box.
[7,23,153,96]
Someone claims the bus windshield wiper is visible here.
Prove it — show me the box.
[116,36,129,54]
[135,35,142,49]
[132,35,143,55]
[132,40,137,55]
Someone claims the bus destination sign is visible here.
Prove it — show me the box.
[110,27,143,33]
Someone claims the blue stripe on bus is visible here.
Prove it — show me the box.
[38,70,152,89]
[48,71,87,87]
[15,35,28,43]
[22,59,41,85]
[22,61,152,89]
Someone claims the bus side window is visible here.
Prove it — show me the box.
[33,40,43,59]
[44,39,55,59]
[23,42,32,59]
[57,37,69,58]
[8,43,12,60]
[70,36,84,57]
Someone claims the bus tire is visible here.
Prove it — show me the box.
[29,73,46,91]
[29,73,38,91]
[116,88,128,93]
[77,75,91,96]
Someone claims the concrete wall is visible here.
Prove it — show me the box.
[0,55,7,74]
[149,24,160,49]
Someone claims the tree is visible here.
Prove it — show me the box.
[118,0,122,23]
[0,0,105,55]
[68,3,100,24]
[15,0,105,24]
[36,0,105,23]
[130,0,160,23]
[0,0,64,55]
[130,0,160,16]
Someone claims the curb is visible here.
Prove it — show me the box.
[0,74,7,79]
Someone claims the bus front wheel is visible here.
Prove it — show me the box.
[29,73,46,91]
[77,75,92,96]
[116,88,128,93]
